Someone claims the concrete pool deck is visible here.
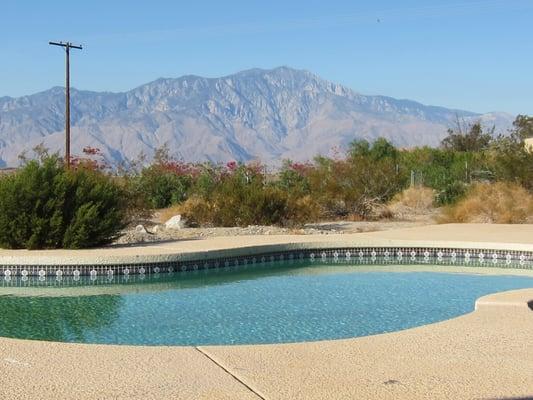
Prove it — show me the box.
[1,223,533,399]
[2,223,533,266]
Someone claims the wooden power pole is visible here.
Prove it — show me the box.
[49,41,82,168]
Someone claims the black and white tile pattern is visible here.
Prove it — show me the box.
[1,247,532,284]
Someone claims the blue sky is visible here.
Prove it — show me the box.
[1,0,532,114]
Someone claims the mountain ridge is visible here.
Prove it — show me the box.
[0,66,514,167]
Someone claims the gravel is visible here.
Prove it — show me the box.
[112,218,436,246]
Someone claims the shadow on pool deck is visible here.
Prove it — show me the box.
[485,397,533,400]
[105,237,202,249]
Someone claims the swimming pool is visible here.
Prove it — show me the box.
[1,261,532,346]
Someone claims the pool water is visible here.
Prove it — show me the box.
[1,262,532,346]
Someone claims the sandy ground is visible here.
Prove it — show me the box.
[114,215,436,245]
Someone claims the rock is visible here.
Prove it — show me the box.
[135,224,147,234]
[152,225,165,234]
[165,215,186,230]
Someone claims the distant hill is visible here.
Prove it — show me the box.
[0,66,514,167]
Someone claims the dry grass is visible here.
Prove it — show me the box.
[177,196,215,226]
[156,197,215,227]
[387,186,437,219]
[156,204,183,224]
[439,182,533,224]
[391,186,436,210]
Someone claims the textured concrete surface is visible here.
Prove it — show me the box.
[362,223,533,244]
[2,223,533,266]
[1,224,533,399]
[201,289,533,400]
[0,340,260,400]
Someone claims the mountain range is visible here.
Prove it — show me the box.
[0,66,514,167]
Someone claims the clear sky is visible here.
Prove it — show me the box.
[1,0,532,114]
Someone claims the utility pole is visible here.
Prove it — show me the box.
[49,41,82,169]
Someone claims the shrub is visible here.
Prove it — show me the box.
[180,189,289,227]
[191,165,219,199]
[135,166,192,209]
[285,195,321,226]
[308,155,405,219]
[277,160,312,196]
[176,196,214,226]
[439,182,533,224]
[209,173,289,226]
[399,146,490,205]
[434,181,468,206]
[176,162,319,227]
[488,117,533,191]
[233,185,288,226]
[0,157,127,249]
[131,146,199,209]
[118,174,152,222]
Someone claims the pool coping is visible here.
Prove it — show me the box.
[1,223,533,399]
[3,223,533,277]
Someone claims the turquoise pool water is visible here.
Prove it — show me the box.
[1,262,532,346]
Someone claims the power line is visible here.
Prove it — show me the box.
[49,41,83,169]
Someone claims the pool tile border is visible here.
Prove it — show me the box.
[1,246,532,284]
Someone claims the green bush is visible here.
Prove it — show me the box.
[308,152,405,219]
[277,160,312,196]
[179,162,319,227]
[488,116,533,191]
[135,166,192,209]
[207,163,288,226]
[0,157,127,249]
[434,181,468,206]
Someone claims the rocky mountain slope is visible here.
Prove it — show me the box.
[0,66,514,167]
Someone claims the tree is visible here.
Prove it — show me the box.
[510,115,533,143]
[489,115,533,190]
[349,138,398,161]
[441,120,493,152]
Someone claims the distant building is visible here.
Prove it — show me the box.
[526,138,533,152]
[0,168,17,175]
